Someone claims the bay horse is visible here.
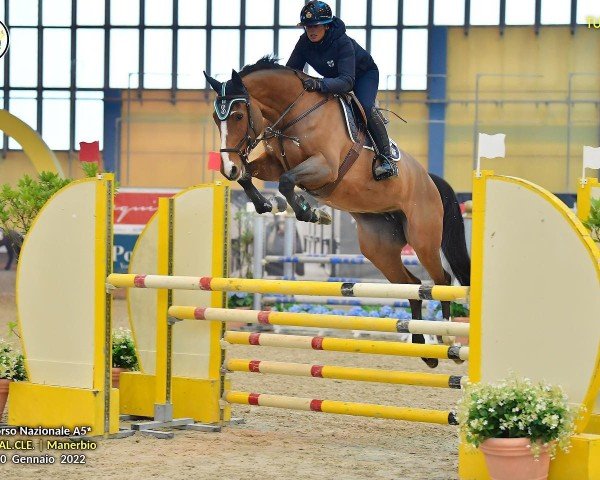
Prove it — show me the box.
[204,57,470,368]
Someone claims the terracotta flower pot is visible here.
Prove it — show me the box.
[0,379,11,417]
[480,438,550,480]
[111,367,129,388]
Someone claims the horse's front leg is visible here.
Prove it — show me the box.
[239,152,287,214]
[278,153,334,225]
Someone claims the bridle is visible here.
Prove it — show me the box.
[215,84,261,166]
[215,76,330,170]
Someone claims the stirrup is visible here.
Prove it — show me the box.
[372,154,398,181]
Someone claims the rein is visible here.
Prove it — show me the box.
[216,79,330,170]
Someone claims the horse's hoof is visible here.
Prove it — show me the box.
[421,357,439,369]
[315,209,332,225]
[269,196,288,213]
[256,203,272,214]
[440,335,456,346]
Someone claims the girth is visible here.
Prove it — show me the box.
[307,119,367,198]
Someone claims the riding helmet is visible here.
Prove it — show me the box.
[298,1,333,26]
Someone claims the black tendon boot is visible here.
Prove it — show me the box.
[368,107,398,181]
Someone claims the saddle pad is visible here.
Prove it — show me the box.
[338,97,401,160]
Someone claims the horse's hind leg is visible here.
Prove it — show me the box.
[404,208,456,342]
[353,213,439,369]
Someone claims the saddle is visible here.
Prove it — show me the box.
[305,93,400,198]
[338,93,401,159]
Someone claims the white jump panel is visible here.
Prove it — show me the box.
[17,180,98,389]
[128,185,219,379]
[479,176,600,416]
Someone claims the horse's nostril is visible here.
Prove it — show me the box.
[230,165,238,179]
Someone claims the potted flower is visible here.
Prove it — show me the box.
[582,197,600,245]
[457,375,578,480]
[0,339,27,417]
[112,328,139,388]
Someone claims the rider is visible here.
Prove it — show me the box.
[286,0,397,181]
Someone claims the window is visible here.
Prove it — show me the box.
[341,0,367,26]
[42,92,70,150]
[110,29,140,88]
[470,0,500,25]
[404,0,429,26]
[280,0,305,26]
[434,0,465,25]
[278,29,300,65]
[111,0,140,26]
[246,0,274,26]
[43,29,71,88]
[144,29,173,88]
[212,0,241,26]
[578,0,598,23]
[541,0,571,24]
[8,91,37,149]
[177,30,207,88]
[401,29,427,90]
[506,0,535,25]
[178,0,207,26]
[211,30,240,78]
[75,92,104,150]
[372,0,398,26]
[371,29,397,90]
[146,0,173,26]
[10,29,37,87]
[9,0,38,26]
[77,0,105,26]
[76,29,105,88]
[43,0,72,26]
[348,29,367,49]
[245,30,274,65]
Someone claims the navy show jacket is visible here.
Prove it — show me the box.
[286,17,377,94]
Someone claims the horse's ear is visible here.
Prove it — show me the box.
[230,69,246,92]
[203,71,222,92]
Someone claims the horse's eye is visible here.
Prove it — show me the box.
[235,113,244,121]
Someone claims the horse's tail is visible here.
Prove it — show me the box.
[429,174,471,286]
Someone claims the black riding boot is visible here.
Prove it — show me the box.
[368,107,398,181]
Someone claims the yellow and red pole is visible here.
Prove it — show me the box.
[224,391,458,425]
[224,331,469,361]
[226,358,465,389]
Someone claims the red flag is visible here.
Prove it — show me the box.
[79,141,100,163]
[208,151,221,171]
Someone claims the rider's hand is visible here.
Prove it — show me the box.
[303,78,323,92]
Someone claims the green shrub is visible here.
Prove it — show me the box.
[0,339,27,381]
[582,197,600,241]
[450,302,469,317]
[112,328,139,370]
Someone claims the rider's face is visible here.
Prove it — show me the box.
[305,25,327,42]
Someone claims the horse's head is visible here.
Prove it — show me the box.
[204,69,263,181]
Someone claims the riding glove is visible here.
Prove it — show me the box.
[303,78,323,92]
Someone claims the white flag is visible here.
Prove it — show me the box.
[478,133,506,160]
[583,146,600,170]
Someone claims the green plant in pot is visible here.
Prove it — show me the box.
[457,375,578,480]
[112,328,139,388]
[582,197,600,243]
[0,339,27,417]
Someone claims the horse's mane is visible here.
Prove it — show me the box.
[239,55,294,78]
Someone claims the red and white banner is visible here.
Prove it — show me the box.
[114,188,180,234]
